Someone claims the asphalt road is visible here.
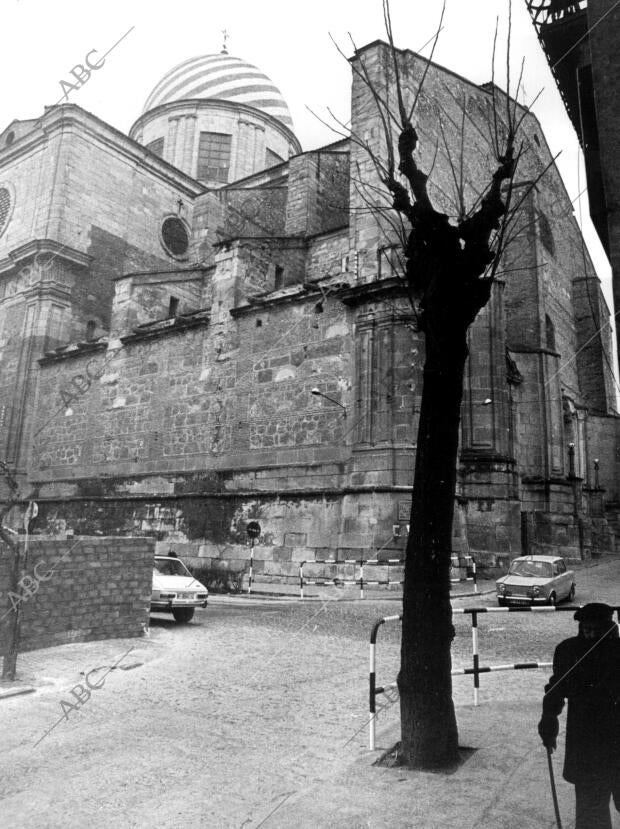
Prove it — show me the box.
[0,558,619,828]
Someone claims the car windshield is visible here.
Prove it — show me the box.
[154,558,190,577]
[508,560,554,578]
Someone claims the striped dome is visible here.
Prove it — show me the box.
[143,53,294,129]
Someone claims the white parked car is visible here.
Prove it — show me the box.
[151,555,208,623]
[496,555,576,606]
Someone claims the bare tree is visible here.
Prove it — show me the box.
[335,2,549,767]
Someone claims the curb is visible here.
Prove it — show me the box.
[0,684,36,700]
[452,587,496,599]
[219,586,497,602]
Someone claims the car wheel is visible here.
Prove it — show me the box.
[497,598,506,607]
[568,584,576,603]
[172,607,195,624]
[548,592,557,607]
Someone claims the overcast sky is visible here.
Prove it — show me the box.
[2,0,612,317]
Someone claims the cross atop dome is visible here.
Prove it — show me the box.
[221,29,229,54]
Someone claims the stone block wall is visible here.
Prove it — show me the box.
[285,149,349,238]
[0,536,154,655]
[457,498,522,571]
[23,487,410,586]
[37,108,202,263]
[0,132,62,255]
[305,231,350,283]
[572,274,617,414]
[0,106,204,477]
[586,414,620,499]
[314,150,349,235]
[111,269,206,336]
[217,186,288,240]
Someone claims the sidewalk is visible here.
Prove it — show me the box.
[265,701,620,829]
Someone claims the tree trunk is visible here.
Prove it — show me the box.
[397,322,468,768]
[1,537,20,680]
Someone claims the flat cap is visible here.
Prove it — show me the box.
[574,602,614,622]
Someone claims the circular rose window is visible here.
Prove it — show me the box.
[0,184,14,239]
[160,216,190,259]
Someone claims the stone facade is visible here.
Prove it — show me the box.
[0,41,618,582]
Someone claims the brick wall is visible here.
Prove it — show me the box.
[0,536,154,655]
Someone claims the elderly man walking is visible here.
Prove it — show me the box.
[538,603,620,829]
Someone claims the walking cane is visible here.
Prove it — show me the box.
[546,747,563,829]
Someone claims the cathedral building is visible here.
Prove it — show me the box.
[0,39,617,582]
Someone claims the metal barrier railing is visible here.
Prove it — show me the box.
[450,554,477,590]
[369,615,401,750]
[248,554,477,599]
[300,559,404,599]
[367,605,620,750]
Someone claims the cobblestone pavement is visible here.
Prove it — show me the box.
[0,558,618,828]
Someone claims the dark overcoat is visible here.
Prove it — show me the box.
[542,631,620,784]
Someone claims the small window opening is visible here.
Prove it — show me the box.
[256,318,262,328]
[85,320,97,341]
[545,314,556,351]
[168,296,179,317]
[274,265,285,290]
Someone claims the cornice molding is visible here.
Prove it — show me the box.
[1,104,206,198]
[129,98,301,153]
[6,238,92,269]
[339,276,409,307]
[120,309,211,344]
